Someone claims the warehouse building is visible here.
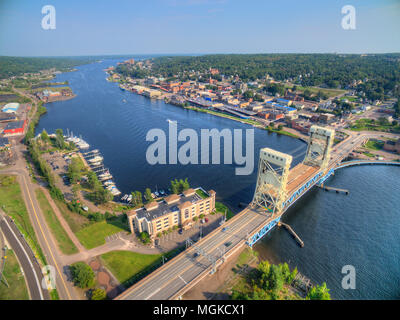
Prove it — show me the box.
[3,120,26,137]
[127,188,216,238]
[2,102,20,114]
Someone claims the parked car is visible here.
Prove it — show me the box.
[225,241,232,247]
[205,218,209,223]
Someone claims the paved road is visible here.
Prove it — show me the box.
[117,131,398,300]
[0,211,49,300]
[1,142,79,300]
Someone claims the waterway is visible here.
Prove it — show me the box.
[36,59,400,300]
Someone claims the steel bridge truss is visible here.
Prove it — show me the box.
[246,217,281,247]
[303,126,335,171]
[252,148,292,215]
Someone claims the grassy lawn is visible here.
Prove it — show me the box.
[215,201,234,219]
[0,250,30,300]
[284,84,346,98]
[350,118,400,133]
[363,151,375,158]
[0,175,46,264]
[101,251,163,286]
[35,189,78,255]
[75,217,128,249]
[54,198,90,233]
[196,189,209,199]
[365,140,384,151]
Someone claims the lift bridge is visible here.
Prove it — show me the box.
[247,125,335,247]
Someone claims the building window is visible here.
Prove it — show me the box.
[185,209,189,219]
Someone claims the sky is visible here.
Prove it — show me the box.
[0,0,399,56]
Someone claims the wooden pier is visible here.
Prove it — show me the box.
[319,185,349,194]
[278,222,304,248]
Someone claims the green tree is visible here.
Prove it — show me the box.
[306,282,331,300]
[40,129,50,143]
[131,190,143,207]
[55,128,65,149]
[91,288,107,300]
[139,231,151,244]
[144,188,153,203]
[267,264,284,294]
[70,262,95,288]
[67,157,85,184]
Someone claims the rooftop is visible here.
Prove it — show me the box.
[4,120,25,130]
[135,189,209,221]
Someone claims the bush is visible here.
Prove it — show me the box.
[70,262,95,289]
[139,231,151,244]
[90,288,107,300]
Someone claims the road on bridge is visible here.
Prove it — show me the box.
[116,131,390,300]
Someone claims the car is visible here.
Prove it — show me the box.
[193,252,198,258]
[178,229,183,235]
[222,227,229,232]
[205,218,209,223]
[224,241,232,247]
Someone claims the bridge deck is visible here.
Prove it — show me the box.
[286,163,320,195]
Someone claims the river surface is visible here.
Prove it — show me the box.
[36,59,400,300]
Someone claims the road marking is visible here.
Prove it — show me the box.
[178,275,187,285]
[1,216,44,300]
[21,174,72,300]
[144,287,161,300]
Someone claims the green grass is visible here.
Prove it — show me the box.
[215,201,234,219]
[0,249,30,300]
[236,247,258,268]
[54,198,90,233]
[363,152,375,158]
[266,127,300,138]
[50,289,60,300]
[0,175,46,265]
[350,118,400,133]
[284,84,346,98]
[365,140,384,151]
[75,217,128,249]
[35,189,78,255]
[101,251,162,285]
[196,189,209,199]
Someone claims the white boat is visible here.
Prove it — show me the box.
[88,156,103,163]
[127,195,132,202]
[154,191,160,197]
[103,180,114,186]
[99,175,113,181]
[121,194,128,201]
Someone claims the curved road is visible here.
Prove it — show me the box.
[0,211,48,300]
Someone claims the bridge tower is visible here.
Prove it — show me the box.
[303,125,335,171]
[252,148,292,214]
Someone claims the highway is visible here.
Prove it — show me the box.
[0,210,49,300]
[116,131,394,300]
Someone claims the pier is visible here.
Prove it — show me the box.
[319,185,349,194]
[278,222,304,248]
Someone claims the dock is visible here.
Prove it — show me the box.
[319,185,349,194]
[278,222,304,248]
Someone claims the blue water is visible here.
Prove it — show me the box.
[36,59,400,300]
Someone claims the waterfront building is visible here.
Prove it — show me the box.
[127,188,216,237]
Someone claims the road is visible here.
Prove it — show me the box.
[0,210,49,300]
[0,143,79,300]
[116,131,398,300]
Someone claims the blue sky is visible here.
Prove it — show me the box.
[0,0,399,56]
